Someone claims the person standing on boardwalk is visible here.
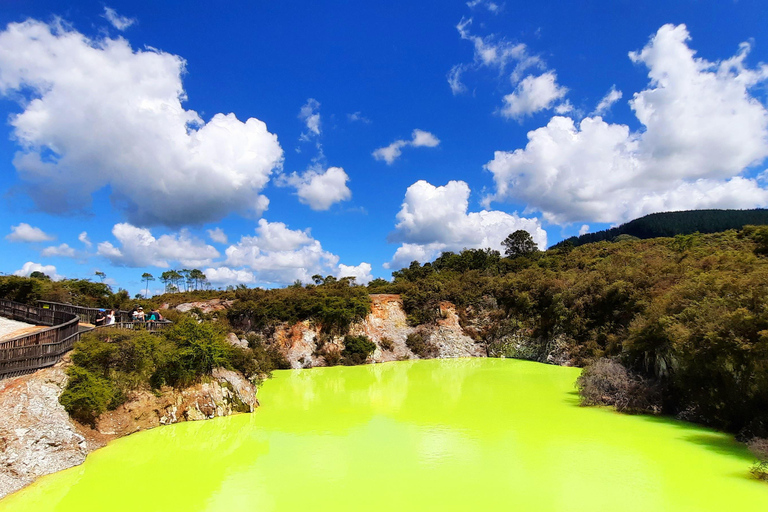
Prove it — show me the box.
[94,309,106,326]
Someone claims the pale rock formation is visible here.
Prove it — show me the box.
[0,362,256,499]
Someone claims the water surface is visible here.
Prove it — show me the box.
[2,358,766,511]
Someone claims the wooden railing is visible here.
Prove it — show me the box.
[0,300,83,380]
[37,301,132,325]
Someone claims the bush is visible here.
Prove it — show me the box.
[341,335,376,365]
[59,366,115,426]
[405,332,438,359]
[748,438,768,481]
[577,358,661,413]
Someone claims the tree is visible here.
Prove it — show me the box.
[189,269,206,290]
[502,230,538,258]
[142,272,155,298]
[94,271,106,283]
[29,271,50,280]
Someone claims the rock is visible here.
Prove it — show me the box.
[0,361,99,499]
[175,299,233,314]
[226,333,248,349]
[0,362,257,499]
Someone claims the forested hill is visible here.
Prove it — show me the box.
[554,209,768,248]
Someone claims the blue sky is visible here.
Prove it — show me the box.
[1,0,768,295]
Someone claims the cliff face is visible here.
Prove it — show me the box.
[262,294,484,368]
[0,360,256,499]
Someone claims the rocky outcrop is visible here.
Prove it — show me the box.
[173,299,233,314]
[428,302,486,358]
[0,361,94,499]
[0,362,256,499]
[270,295,484,368]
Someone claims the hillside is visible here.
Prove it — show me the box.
[554,209,768,248]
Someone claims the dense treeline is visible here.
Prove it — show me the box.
[555,209,768,248]
[379,228,768,439]
[226,276,371,334]
[0,274,131,310]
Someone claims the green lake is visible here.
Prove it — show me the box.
[2,358,767,511]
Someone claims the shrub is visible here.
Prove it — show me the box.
[576,358,661,413]
[341,335,376,365]
[405,332,438,359]
[59,366,115,426]
[379,337,394,351]
[748,438,768,481]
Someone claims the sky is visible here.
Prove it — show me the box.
[1,0,768,296]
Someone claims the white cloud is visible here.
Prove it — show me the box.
[485,24,768,225]
[41,243,76,258]
[283,166,352,211]
[347,111,371,124]
[579,225,590,236]
[102,7,136,31]
[501,72,568,120]
[203,267,256,287]
[0,19,283,227]
[386,180,546,269]
[592,85,623,116]
[450,17,543,94]
[467,0,501,14]
[13,261,63,280]
[6,223,55,243]
[373,129,441,164]
[97,223,220,268]
[299,98,321,138]
[207,227,228,244]
[78,231,92,248]
[336,263,373,285]
[224,219,339,286]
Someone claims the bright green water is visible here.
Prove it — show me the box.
[2,358,766,511]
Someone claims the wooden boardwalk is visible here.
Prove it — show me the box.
[0,301,173,380]
[0,300,82,380]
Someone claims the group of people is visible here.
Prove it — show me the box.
[93,306,164,326]
[131,306,163,323]
[93,309,115,327]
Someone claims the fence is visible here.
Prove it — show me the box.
[0,300,83,380]
[37,301,132,325]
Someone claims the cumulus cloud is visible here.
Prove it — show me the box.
[373,129,440,164]
[223,219,341,286]
[97,223,220,268]
[386,180,546,269]
[485,24,768,225]
[203,267,256,287]
[592,85,623,116]
[102,7,136,31]
[13,261,63,280]
[41,243,76,258]
[336,262,373,285]
[78,231,92,248]
[579,225,590,236]
[0,19,283,227]
[6,223,55,242]
[207,227,228,244]
[282,166,352,210]
[501,72,568,120]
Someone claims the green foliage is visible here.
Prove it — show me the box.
[0,275,115,307]
[555,208,768,248]
[405,332,438,358]
[227,279,371,334]
[59,366,116,426]
[502,230,538,258]
[59,315,283,422]
[341,335,376,365]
